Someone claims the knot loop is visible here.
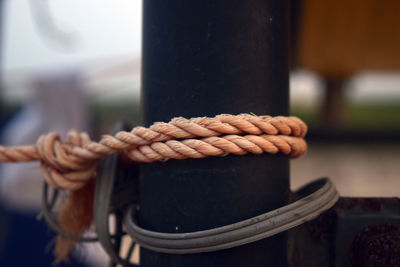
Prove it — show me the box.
[36,131,97,191]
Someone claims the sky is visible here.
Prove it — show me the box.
[1,0,399,103]
[3,0,142,71]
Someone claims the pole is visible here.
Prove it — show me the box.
[0,0,4,123]
[140,1,290,266]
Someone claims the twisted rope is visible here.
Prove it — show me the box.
[0,114,307,191]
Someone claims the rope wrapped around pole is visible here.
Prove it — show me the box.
[0,114,307,191]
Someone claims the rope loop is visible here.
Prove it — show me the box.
[36,131,97,190]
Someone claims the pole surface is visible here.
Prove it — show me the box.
[140,1,290,266]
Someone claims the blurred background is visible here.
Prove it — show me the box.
[0,0,398,266]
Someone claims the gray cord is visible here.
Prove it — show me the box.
[125,178,339,254]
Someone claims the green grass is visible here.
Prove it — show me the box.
[2,101,399,133]
[291,102,400,130]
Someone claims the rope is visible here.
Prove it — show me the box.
[0,114,307,191]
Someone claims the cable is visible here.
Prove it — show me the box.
[124,178,338,254]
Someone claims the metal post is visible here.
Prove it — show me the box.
[140,1,289,266]
[0,0,3,122]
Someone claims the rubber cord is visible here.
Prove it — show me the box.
[124,178,339,254]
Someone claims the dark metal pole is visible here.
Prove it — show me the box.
[0,0,4,123]
[140,1,289,266]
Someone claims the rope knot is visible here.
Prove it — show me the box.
[37,131,97,191]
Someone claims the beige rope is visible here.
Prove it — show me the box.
[0,114,307,191]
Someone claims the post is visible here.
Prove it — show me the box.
[0,0,3,121]
[140,1,290,266]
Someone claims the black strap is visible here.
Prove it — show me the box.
[124,178,338,254]
[94,121,139,267]
[39,121,140,266]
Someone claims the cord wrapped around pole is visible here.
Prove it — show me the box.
[0,114,307,191]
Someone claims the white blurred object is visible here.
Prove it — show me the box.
[0,70,112,266]
[3,0,141,70]
[347,72,400,103]
[290,69,323,106]
[0,70,89,212]
[79,242,109,267]
[2,55,141,103]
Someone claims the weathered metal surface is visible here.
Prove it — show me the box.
[335,198,400,267]
[349,222,400,267]
[289,197,400,267]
